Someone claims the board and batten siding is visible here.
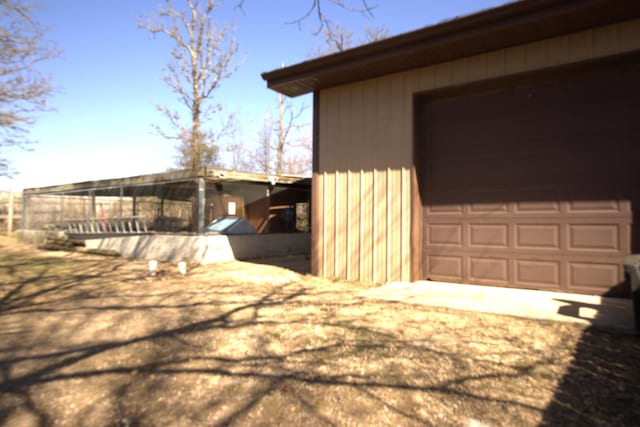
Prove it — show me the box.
[313,17,640,284]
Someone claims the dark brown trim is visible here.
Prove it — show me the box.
[262,0,640,97]
[312,91,320,176]
[410,95,423,282]
[311,91,322,277]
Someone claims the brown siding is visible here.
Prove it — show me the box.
[315,18,640,284]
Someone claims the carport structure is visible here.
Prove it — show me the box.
[263,0,640,296]
[22,168,310,236]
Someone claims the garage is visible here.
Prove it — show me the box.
[420,58,640,296]
[263,0,640,290]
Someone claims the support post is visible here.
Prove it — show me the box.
[89,191,96,219]
[132,193,137,217]
[198,177,206,233]
[119,186,124,217]
[265,185,271,234]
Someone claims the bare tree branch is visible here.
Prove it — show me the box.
[363,24,389,43]
[140,0,238,171]
[236,0,376,33]
[287,0,377,33]
[0,0,59,177]
[311,21,389,57]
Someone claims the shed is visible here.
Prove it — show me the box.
[263,0,640,296]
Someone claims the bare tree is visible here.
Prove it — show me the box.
[288,0,376,33]
[229,97,310,176]
[255,114,273,174]
[140,0,238,171]
[273,94,308,175]
[236,0,376,33]
[226,140,252,173]
[281,134,312,176]
[312,21,389,56]
[0,0,58,177]
[311,21,353,56]
[363,24,389,43]
[225,113,271,173]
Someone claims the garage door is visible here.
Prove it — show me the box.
[420,60,640,296]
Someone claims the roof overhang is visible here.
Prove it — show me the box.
[262,0,640,97]
[23,168,311,197]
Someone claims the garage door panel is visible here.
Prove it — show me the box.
[568,262,621,291]
[516,224,560,250]
[515,200,561,213]
[515,259,561,287]
[469,224,508,248]
[568,199,623,213]
[428,255,464,280]
[422,61,640,296]
[426,203,463,215]
[428,116,564,156]
[428,223,463,246]
[429,153,571,185]
[568,224,620,252]
[469,201,509,214]
[469,257,509,284]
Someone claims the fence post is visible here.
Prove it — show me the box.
[7,190,14,235]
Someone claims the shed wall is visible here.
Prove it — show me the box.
[313,18,640,283]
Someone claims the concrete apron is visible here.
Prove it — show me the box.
[359,280,636,334]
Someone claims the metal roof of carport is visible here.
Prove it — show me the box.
[262,0,640,97]
[23,167,311,199]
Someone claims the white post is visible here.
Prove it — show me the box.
[198,177,206,233]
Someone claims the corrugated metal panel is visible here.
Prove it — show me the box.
[347,170,360,281]
[373,169,388,283]
[360,171,374,282]
[314,19,640,284]
[335,170,348,278]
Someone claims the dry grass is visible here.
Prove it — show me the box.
[0,235,638,426]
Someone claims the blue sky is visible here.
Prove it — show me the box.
[0,0,508,191]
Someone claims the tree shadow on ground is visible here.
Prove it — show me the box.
[2,249,634,426]
[249,254,311,275]
[540,324,640,426]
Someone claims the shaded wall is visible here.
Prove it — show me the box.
[245,186,310,234]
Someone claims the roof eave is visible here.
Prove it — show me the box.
[262,0,640,97]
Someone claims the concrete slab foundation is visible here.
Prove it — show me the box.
[359,280,636,333]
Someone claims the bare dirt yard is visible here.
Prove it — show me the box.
[1,235,638,427]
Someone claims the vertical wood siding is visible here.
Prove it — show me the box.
[313,18,640,283]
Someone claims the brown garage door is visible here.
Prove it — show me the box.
[420,59,640,296]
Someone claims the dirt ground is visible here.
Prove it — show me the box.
[1,235,639,427]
